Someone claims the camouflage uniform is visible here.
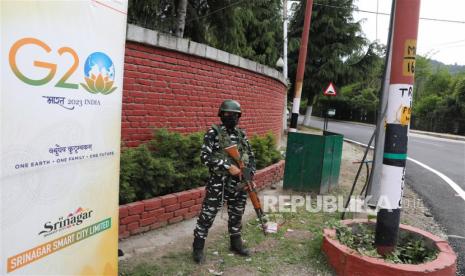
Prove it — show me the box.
[193,124,256,239]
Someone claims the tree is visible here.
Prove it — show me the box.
[413,55,432,102]
[452,74,465,115]
[175,0,188,37]
[128,0,178,33]
[412,67,465,134]
[423,68,452,97]
[288,0,366,124]
[128,0,283,67]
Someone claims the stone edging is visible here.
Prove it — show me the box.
[119,160,285,239]
[126,24,287,86]
[322,219,457,275]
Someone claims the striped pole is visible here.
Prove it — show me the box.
[375,0,421,255]
[289,0,313,132]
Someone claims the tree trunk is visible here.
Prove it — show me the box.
[303,95,315,126]
[302,105,313,126]
[175,0,188,38]
[282,95,288,132]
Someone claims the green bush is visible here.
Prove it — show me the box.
[148,129,209,193]
[250,132,282,170]
[119,144,177,204]
[119,129,207,204]
[335,222,438,264]
[119,129,282,204]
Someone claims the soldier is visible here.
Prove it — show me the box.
[192,99,256,264]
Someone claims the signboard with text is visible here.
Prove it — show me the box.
[327,109,336,117]
[1,1,128,274]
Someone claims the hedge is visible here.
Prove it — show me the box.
[119,129,282,204]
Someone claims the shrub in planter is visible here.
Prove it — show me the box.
[119,129,207,204]
[250,132,282,170]
[333,221,438,264]
[322,219,456,275]
[148,129,209,193]
[119,129,282,204]
[119,145,177,204]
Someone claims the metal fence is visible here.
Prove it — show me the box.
[410,116,465,136]
[312,104,465,136]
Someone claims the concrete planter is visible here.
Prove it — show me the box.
[322,219,457,276]
[118,160,285,239]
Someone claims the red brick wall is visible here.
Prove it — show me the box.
[119,160,285,239]
[122,41,287,147]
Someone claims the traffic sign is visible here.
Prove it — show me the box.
[323,82,337,96]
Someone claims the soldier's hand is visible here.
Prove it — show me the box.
[228,165,241,176]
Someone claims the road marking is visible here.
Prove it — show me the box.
[448,235,465,240]
[344,138,465,203]
[410,133,465,144]
[412,139,445,147]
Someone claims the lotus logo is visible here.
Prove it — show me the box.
[80,52,117,94]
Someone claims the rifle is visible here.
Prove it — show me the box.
[224,145,267,235]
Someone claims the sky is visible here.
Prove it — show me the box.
[353,0,465,65]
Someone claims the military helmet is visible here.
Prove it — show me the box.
[218,100,241,117]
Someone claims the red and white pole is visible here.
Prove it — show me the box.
[289,0,313,132]
[375,0,421,255]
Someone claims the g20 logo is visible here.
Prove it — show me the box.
[9,37,117,95]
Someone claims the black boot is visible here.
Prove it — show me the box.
[192,237,205,264]
[230,235,250,256]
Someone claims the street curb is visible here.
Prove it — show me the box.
[342,138,374,149]
[322,219,457,276]
[409,129,465,142]
[306,117,465,142]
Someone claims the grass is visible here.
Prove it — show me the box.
[119,206,340,275]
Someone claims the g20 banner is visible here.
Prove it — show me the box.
[1,1,128,274]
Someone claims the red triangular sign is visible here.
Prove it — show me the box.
[323,82,337,96]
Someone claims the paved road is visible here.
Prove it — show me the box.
[300,116,465,274]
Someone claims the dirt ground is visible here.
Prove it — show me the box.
[336,133,447,239]
[119,128,447,275]
[297,126,445,238]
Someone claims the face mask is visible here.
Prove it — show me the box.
[221,114,239,129]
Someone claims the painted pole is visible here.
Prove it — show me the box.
[283,0,288,80]
[375,0,421,255]
[289,0,313,132]
[282,0,289,133]
[366,0,396,208]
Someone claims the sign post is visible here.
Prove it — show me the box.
[1,1,128,274]
[323,83,337,130]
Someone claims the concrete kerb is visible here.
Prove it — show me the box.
[188,41,207,57]
[125,24,287,86]
[409,129,465,142]
[126,24,158,46]
[305,117,465,142]
[118,180,285,261]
